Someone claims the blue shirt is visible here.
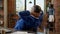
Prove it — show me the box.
[14,11,43,32]
[47,8,54,15]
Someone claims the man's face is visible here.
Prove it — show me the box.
[32,11,40,18]
[31,7,40,18]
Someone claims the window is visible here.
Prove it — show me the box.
[16,0,25,12]
[16,0,44,12]
[36,0,44,11]
[26,0,34,11]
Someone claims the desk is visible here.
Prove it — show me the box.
[0,27,45,34]
[0,26,13,34]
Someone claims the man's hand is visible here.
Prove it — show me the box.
[37,27,44,32]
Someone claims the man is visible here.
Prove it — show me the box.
[14,5,43,32]
[47,4,54,31]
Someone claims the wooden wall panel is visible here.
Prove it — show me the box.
[7,0,17,28]
[7,0,15,13]
[54,0,60,34]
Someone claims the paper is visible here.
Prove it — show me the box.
[11,31,28,34]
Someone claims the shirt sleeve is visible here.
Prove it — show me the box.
[19,11,30,21]
[39,11,44,26]
[14,19,24,31]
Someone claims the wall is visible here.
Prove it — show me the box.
[0,0,4,27]
[54,0,60,34]
[7,0,18,28]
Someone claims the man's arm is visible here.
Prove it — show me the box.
[19,11,30,21]
[39,11,44,25]
[14,19,24,31]
[37,11,44,32]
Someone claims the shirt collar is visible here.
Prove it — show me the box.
[31,15,39,19]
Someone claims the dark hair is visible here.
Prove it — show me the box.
[33,5,41,13]
[49,4,53,8]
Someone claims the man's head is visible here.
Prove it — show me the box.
[31,5,41,18]
[49,4,53,8]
